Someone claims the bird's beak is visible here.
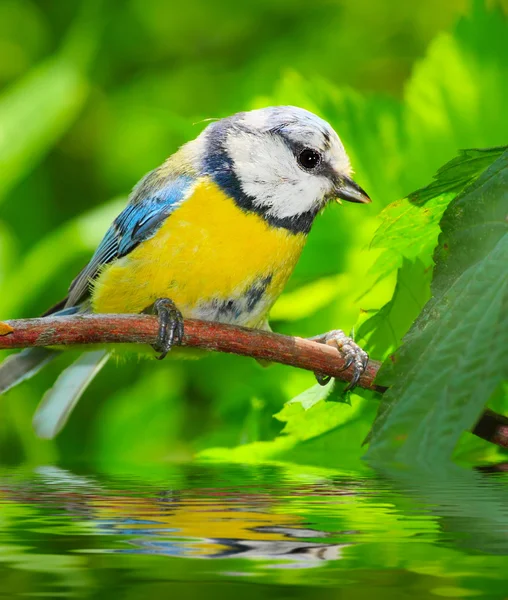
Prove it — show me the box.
[334,176,371,204]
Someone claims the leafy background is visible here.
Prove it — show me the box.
[0,0,507,471]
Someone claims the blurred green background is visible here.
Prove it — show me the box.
[0,0,507,470]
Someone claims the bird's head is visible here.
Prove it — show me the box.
[190,106,370,233]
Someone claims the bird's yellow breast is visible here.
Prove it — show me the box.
[92,178,306,327]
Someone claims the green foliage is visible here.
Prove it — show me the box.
[367,148,508,464]
[0,0,507,469]
[358,146,507,359]
[0,3,100,205]
[357,259,433,360]
[365,147,507,285]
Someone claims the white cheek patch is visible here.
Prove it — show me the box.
[226,131,329,219]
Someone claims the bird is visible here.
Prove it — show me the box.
[0,106,370,439]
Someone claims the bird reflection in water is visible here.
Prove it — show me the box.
[0,466,352,568]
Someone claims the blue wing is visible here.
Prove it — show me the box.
[66,172,195,307]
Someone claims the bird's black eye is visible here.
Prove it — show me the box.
[297,148,322,170]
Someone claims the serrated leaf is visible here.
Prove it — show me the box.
[367,149,508,464]
[198,392,371,464]
[357,258,432,361]
[279,379,336,412]
[370,147,506,270]
[409,147,507,204]
[370,194,452,261]
[275,390,362,442]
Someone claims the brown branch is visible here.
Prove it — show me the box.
[0,315,506,449]
[0,315,384,391]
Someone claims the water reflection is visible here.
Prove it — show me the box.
[0,462,508,597]
[1,465,353,567]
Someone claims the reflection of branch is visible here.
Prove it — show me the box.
[0,315,506,449]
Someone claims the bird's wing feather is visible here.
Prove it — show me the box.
[0,348,60,394]
[67,173,195,307]
[33,350,110,439]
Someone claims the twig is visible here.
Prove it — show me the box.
[0,315,383,391]
[0,315,506,449]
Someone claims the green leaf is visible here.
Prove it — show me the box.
[0,59,85,203]
[198,392,371,465]
[367,149,508,464]
[278,379,336,413]
[360,147,506,304]
[357,258,432,361]
[369,147,506,274]
[274,382,361,442]
[402,2,508,182]
[408,146,508,203]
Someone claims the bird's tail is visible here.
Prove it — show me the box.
[0,347,60,394]
[33,350,110,439]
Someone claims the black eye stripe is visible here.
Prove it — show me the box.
[204,124,319,234]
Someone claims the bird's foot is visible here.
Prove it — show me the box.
[152,298,184,360]
[310,330,369,391]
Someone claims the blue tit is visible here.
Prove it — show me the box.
[0,106,370,438]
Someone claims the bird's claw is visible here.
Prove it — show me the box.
[152,298,184,360]
[312,329,369,392]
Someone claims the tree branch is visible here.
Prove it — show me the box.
[0,315,506,449]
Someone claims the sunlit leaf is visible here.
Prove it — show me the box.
[367,149,508,464]
[357,258,432,361]
[279,380,336,413]
[275,386,363,441]
[370,147,507,264]
[198,392,372,465]
[403,2,508,180]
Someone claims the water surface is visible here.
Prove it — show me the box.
[1,462,508,598]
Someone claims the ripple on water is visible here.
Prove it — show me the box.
[0,463,508,597]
